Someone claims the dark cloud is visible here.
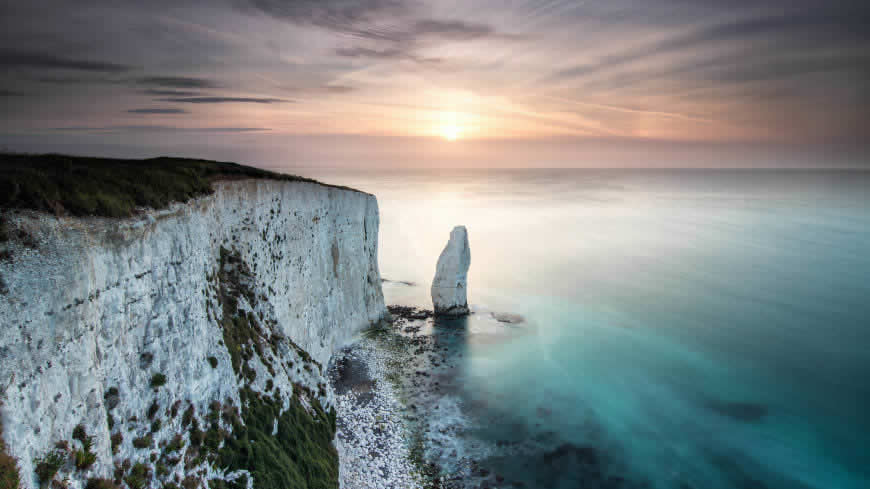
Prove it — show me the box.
[334,47,403,59]
[0,50,131,72]
[142,89,202,97]
[240,0,511,44]
[334,46,441,63]
[0,89,25,97]
[127,108,189,114]
[50,125,269,133]
[410,19,493,41]
[157,97,288,104]
[138,76,219,89]
[239,0,405,33]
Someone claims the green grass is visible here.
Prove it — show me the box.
[0,411,21,489]
[216,247,267,381]
[74,450,96,470]
[0,152,358,218]
[34,450,65,485]
[124,463,150,489]
[217,387,338,489]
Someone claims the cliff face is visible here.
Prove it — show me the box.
[0,179,386,489]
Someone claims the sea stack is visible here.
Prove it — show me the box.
[431,225,471,316]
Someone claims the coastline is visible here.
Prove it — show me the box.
[329,305,507,489]
[329,325,428,489]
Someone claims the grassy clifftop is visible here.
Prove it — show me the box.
[0,153,346,218]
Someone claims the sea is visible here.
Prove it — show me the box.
[298,168,870,489]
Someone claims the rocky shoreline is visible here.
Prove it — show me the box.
[328,327,427,489]
[329,305,516,489]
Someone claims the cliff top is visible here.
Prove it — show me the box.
[0,152,364,218]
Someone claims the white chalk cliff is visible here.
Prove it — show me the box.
[0,179,386,489]
[430,226,470,316]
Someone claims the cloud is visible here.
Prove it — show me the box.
[323,85,355,93]
[138,76,219,88]
[410,19,493,41]
[0,89,25,97]
[142,89,202,96]
[50,125,269,133]
[240,0,513,45]
[157,97,288,104]
[0,50,131,72]
[550,8,870,82]
[334,46,441,63]
[127,108,189,114]
[239,0,405,33]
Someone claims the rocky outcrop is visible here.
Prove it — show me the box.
[0,179,386,489]
[430,226,470,316]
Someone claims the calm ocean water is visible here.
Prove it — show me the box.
[300,168,870,489]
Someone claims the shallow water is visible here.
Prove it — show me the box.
[299,168,870,489]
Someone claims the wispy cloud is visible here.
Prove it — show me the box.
[156,97,288,104]
[239,0,405,34]
[0,50,130,72]
[50,125,269,133]
[138,76,219,88]
[141,89,202,96]
[333,46,441,63]
[127,108,188,114]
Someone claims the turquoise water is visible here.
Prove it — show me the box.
[302,169,870,489]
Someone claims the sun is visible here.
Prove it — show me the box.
[442,124,459,141]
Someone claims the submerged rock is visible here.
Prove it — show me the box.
[431,225,471,316]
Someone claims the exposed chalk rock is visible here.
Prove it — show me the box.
[431,226,471,316]
[0,179,386,489]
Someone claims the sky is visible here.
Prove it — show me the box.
[1,0,868,168]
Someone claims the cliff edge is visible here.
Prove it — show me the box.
[0,156,386,489]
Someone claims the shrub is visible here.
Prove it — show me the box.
[104,388,120,410]
[34,450,66,484]
[181,406,195,427]
[132,435,153,449]
[165,435,184,453]
[111,433,123,454]
[181,476,199,489]
[150,374,167,388]
[147,401,160,420]
[74,450,96,470]
[72,425,87,443]
[151,420,161,433]
[170,401,182,419]
[0,426,21,489]
[85,478,118,489]
[124,464,150,489]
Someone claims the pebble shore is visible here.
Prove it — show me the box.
[330,336,427,489]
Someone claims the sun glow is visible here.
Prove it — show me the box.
[442,124,459,141]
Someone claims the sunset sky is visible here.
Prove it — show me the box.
[1,0,868,167]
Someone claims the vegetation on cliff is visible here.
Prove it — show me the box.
[0,152,358,218]
[213,247,339,489]
[0,410,21,489]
